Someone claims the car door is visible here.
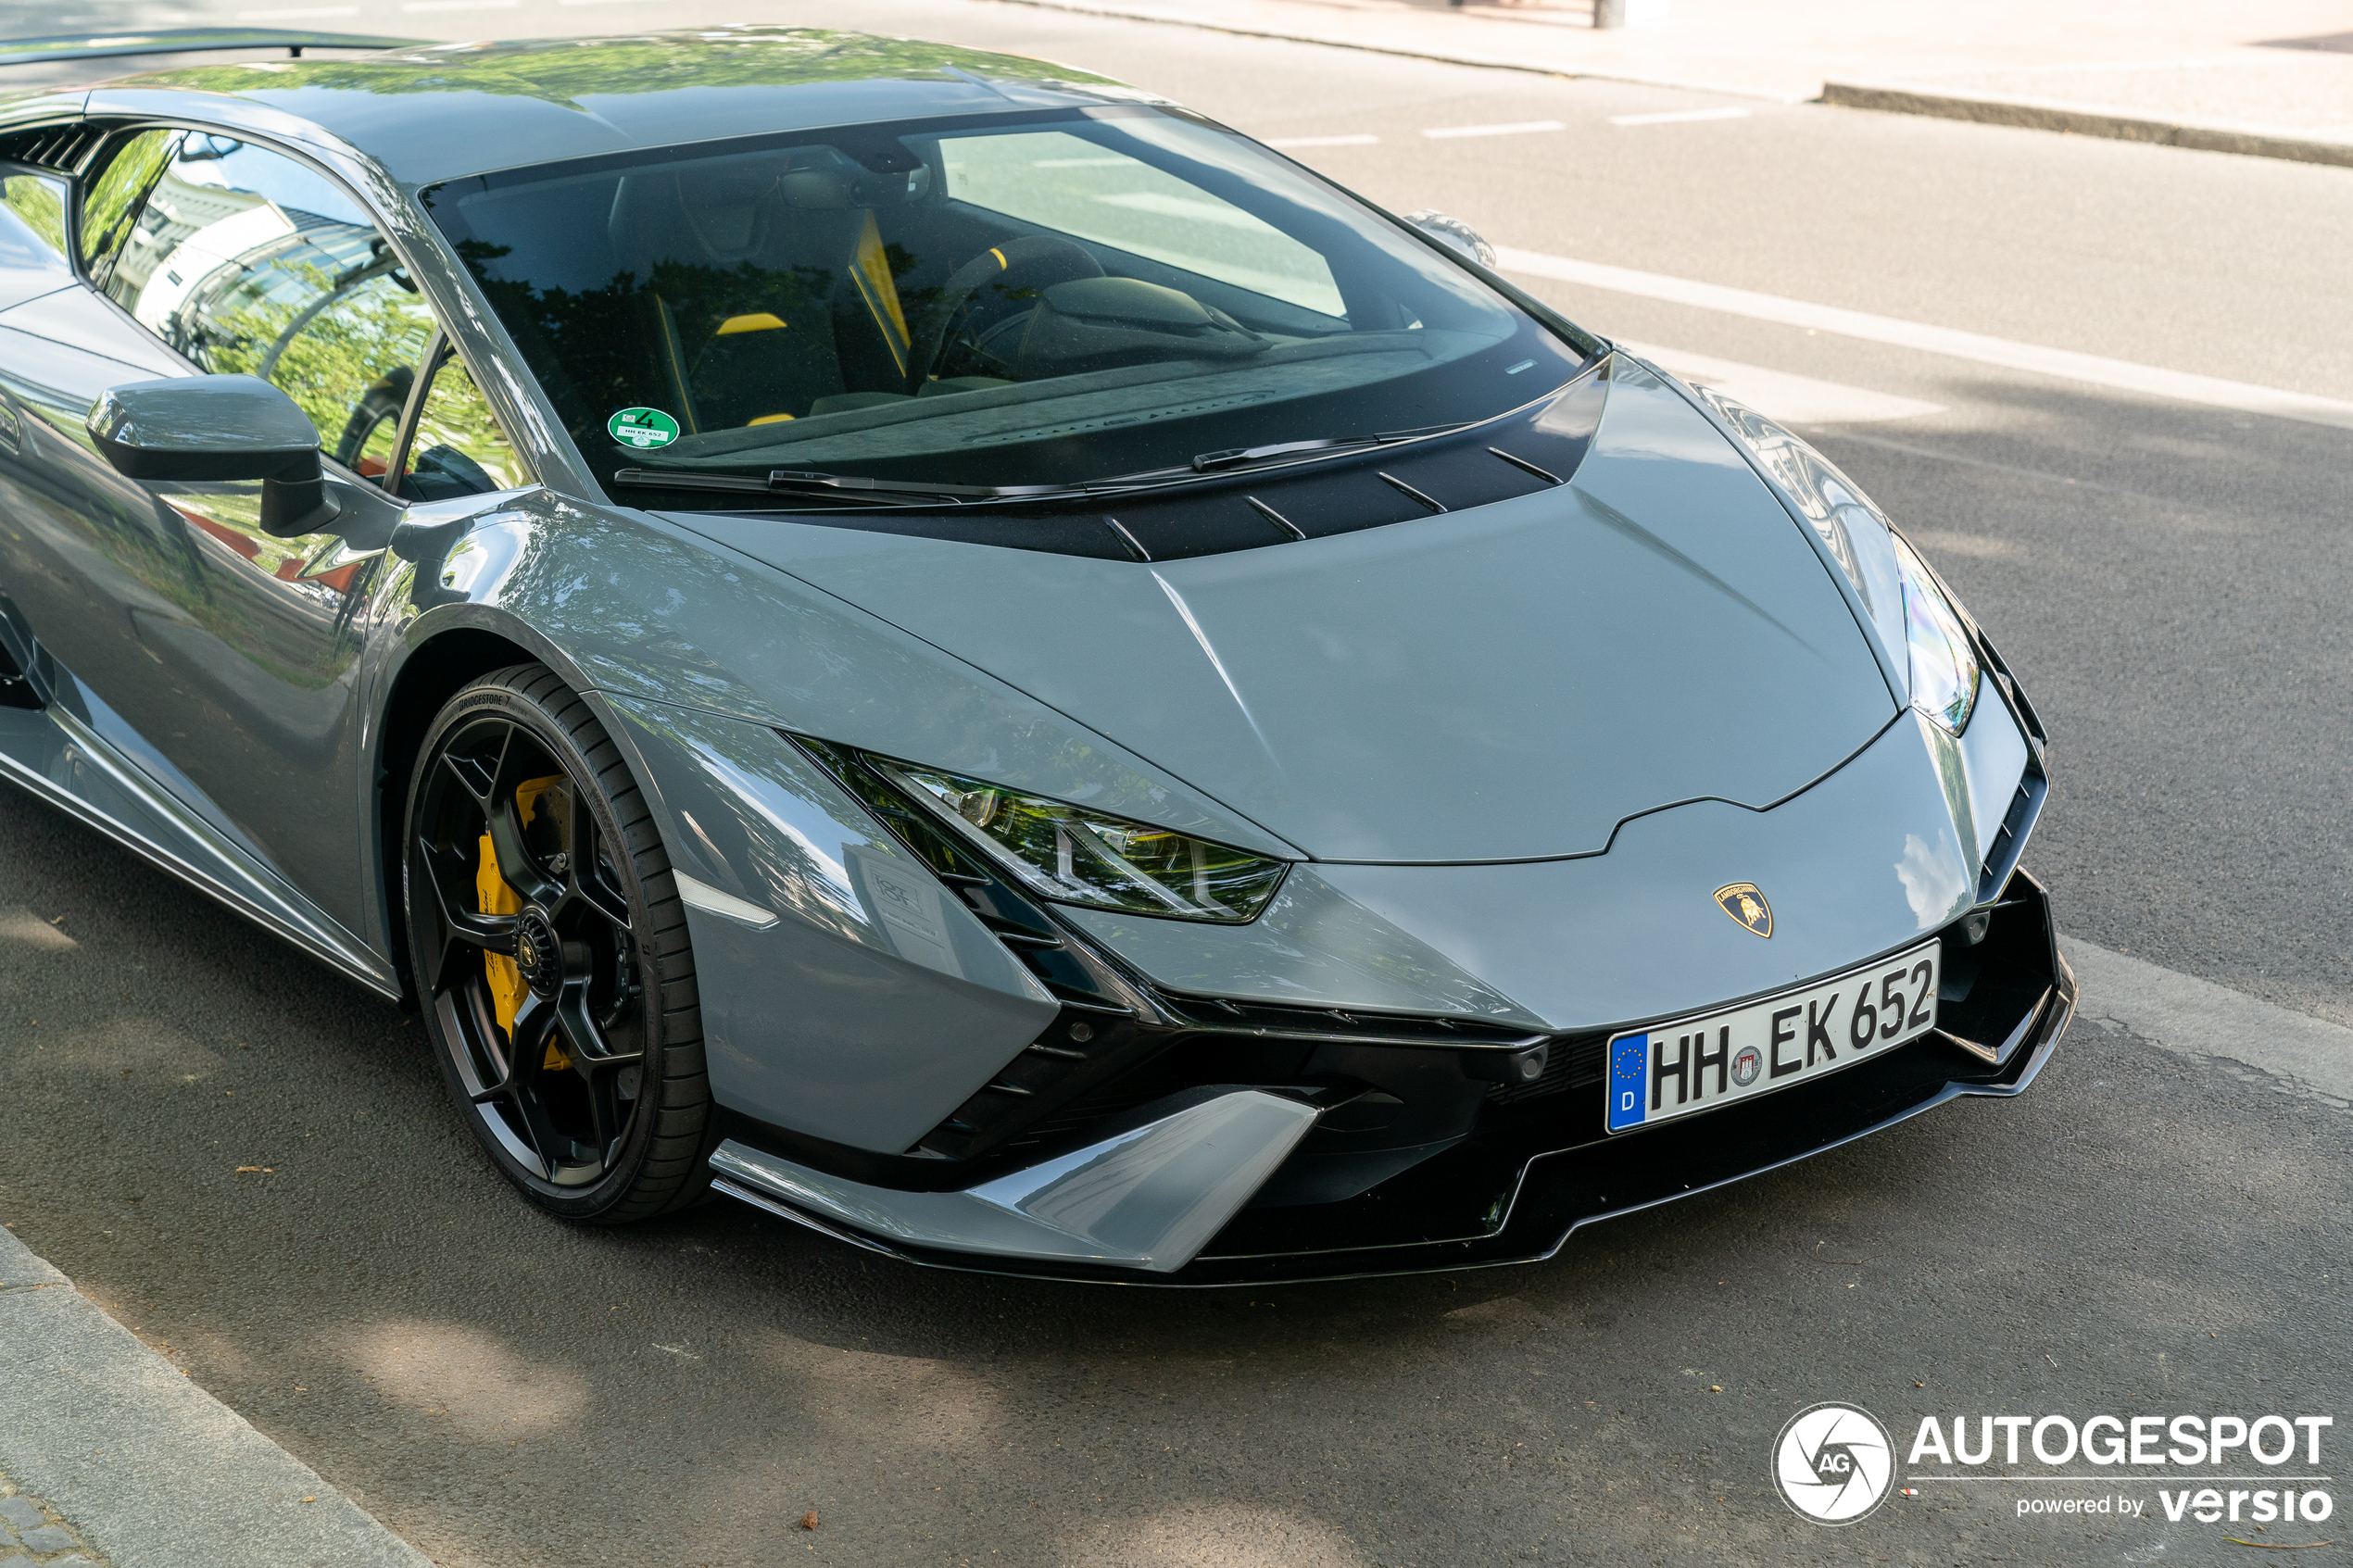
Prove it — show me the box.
[0,125,440,938]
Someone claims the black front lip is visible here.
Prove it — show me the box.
[717,945,2076,1288]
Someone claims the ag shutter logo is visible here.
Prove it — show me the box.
[1774,1402,1896,1524]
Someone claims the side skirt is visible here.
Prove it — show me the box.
[0,702,397,997]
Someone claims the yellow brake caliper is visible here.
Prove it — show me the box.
[476,774,573,1070]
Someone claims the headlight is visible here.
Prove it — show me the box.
[1685,383,1978,734]
[805,742,1288,922]
[1894,533,1979,734]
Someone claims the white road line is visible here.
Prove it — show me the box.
[235,5,356,16]
[1265,133,1380,148]
[1609,107,1753,127]
[1422,119,1567,140]
[1616,340,1944,425]
[1496,245,2353,432]
[2062,937,2353,1108]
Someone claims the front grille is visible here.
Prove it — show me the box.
[1487,1032,1605,1105]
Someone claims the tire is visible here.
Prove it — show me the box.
[402,663,711,1223]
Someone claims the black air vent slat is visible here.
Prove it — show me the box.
[1101,516,1151,560]
[1488,445,1562,484]
[1377,472,1446,513]
[1244,495,1304,541]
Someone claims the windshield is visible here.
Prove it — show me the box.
[421,107,1596,502]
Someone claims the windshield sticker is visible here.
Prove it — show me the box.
[609,408,680,450]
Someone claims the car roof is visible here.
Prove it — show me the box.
[92,26,1153,188]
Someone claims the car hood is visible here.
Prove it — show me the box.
[665,362,1898,863]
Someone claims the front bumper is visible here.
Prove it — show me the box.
[711,870,2074,1285]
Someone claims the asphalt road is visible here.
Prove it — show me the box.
[4,4,2351,1564]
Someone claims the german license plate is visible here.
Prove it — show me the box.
[1604,940,1942,1134]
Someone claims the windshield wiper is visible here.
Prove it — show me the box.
[1188,424,1475,474]
[614,428,1476,507]
[611,468,1095,505]
[1190,437,1382,473]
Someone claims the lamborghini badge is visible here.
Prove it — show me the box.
[1714,882,1773,938]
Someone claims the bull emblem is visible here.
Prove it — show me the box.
[1713,882,1773,938]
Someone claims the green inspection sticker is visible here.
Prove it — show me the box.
[608,407,680,450]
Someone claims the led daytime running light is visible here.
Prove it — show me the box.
[1894,535,1979,734]
[863,756,1288,922]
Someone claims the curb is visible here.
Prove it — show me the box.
[1821,82,2353,169]
[0,1224,432,1568]
[981,0,1813,101]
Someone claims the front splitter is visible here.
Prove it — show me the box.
[710,952,2074,1286]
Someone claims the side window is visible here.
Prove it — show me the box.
[103,132,434,480]
[0,169,70,272]
[78,129,180,283]
[398,348,529,501]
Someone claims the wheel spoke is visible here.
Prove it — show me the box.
[510,1091,569,1180]
[421,846,517,959]
[419,840,517,955]
[428,933,490,997]
[485,797,561,908]
[581,1058,618,1159]
[437,746,497,809]
[562,809,632,932]
[468,992,554,1103]
[556,973,642,1069]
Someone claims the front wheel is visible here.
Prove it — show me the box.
[403,664,711,1223]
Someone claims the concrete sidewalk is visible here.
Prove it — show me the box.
[0,1225,429,1568]
[996,0,2353,164]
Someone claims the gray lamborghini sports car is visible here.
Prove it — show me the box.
[0,26,2071,1283]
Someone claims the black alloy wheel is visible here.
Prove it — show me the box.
[404,664,711,1222]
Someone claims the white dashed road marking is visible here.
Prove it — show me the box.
[1422,119,1567,139]
[1610,107,1753,127]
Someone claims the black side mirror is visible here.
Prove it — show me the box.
[87,374,341,538]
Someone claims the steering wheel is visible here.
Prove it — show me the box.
[910,235,1103,390]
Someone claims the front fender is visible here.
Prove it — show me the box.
[606,696,1058,1153]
